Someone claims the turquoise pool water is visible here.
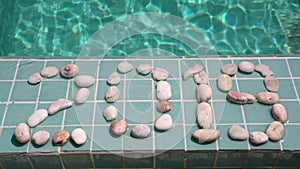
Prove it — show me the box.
[0,0,299,57]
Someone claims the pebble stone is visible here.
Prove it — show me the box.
[75,75,95,87]
[264,76,279,92]
[197,84,212,102]
[53,130,70,146]
[14,123,31,144]
[27,109,48,127]
[257,92,280,105]
[265,121,285,141]
[192,129,220,143]
[157,100,172,113]
[238,61,255,73]
[71,128,87,145]
[227,91,256,104]
[103,105,118,121]
[131,124,151,138]
[255,64,273,77]
[154,114,173,131]
[61,64,79,78]
[249,131,268,145]
[222,64,238,75]
[228,124,249,140]
[271,104,288,123]
[28,72,43,85]
[105,86,120,102]
[217,74,232,92]
[117,61,133,73]
[110,120,128,136]
[183,64,203,80]
[74,88,90,104]
[194,71,209,84]
[41,66,59,78]
[107,72,121,85]
[156,81,172,100]
[197,102,212,129]
[48,99,73,115]
[31,130,50,146]
[136,64,152,75]
[152,68,169,81]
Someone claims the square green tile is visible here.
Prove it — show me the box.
[186,151,216,167]
[124,153,154,168]
[34,103,64,126]
[155,151,185,168]
[68,82,96,101]
[154,60,179,79]
[61,126,92,151]
[99,60,124,79]
[0,82,12,102]
[182,79,197,100]
[210,79,238,100]
[168,80,181,100]
[288,58,300,77]
[237,79,265,96]
[125,102,153,124]
[180,60,207,77]
[278,151,300,166]
[44,60,70,79]
[261,59,290,77]
[216,151,248,167]
[10,81,39,101]
[97,80,124,101]
[0,154,32,169]
[4,103,35,126]
[186,125,217,151]
[126,79,152,100]
[30,154,62,169]
[278,101,300,123]
[74,61,99,76]
[207,60,232,78]
[243,102,273,123]
[0,61,17,80]
[93,126,122,151]
[123,125,153,151]
[125,60,153,79]
[155,102,183,124]
[94,102,124,124]
[61,153,93,169]
[155,125,185,150]
[93,153,123,168]
[247,124,281,150]
[281,124,300,150]
[247,151,278,167]
[234,59,260,78]
[0,127,28,152]
[65,103,94,125]
[16,61,44,79]
[184,101,198,124]
[214,101,244,124]
[39,81,68,101]
[277,79,297,99]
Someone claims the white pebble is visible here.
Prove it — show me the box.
[117,61,133,73]
[255,64,273,77]
[14,123,31,144]
[105,86,120,103]
[271,104,288,123]
[264,76,279,92]
[75,75,95,87]
[41,66,59,78]
[31,130,50,146]
[197,102,212,129]
[136,64,152,75]
[194,71,209,84]
[265,121,284,141]
[249,131,268,145]
[157,100,172,113]
[183,64,203,80]
[257,92,280,105]
[152,68,169,81]
[110,120,128,136]
[228,124,249,140]
[107,72,121,85]
[192,129,220,143]
[103,105,118,121]
[222,64,237,75]
[155,114,173,131]
[27,109,48,127]
[217,74,232,92]
[238,61,255,73]
[71,128,87,145]
[197,84,212,102]
[131,124,151,138]
[74,88,90,104]
[156,81,172,100]
[61,64,79,78]
[48,99,73,115]
[28,72,43,85]
[227,91,256,104]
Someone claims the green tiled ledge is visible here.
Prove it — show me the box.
[0,57,300,168]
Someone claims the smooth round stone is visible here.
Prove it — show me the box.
[75,75,95,87]
[41,66,59,78]
[217,74,232,92]
[156,81,172,100]
[71,128,87,145]
[228,124,249,140]
[197,84,212,102]
[255,64,273,77]
[74,88,90,104]
[31,130,50,146]
[48,99,73,115]
[136,64,152,75]
[271,104,288,123]
[28,72,43,85]
[61,64,79,78]
[14,123,31,144]
[27,109,48,127]
[264,76,279,92]
[227,91,256,104]
[157,100,172,113]
[238,61,255,73]
[152,68,169,81]
[131,124,151,138]
[266,121,284,141]
[197,102,212,129]
[192,129,220,143]
[257,92,280,105]
[249,131,268,145]
[117,61,133,73]
[222,64,237,75]
[183,64,203,80]
[194,71,209,84]
[154,114,173,131]
[53,130,70,146]
[105,86,120,103]
[110,120,128,136]
[103,105,118,121]
[107,72,121,85]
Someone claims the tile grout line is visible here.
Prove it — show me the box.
[122,66,127,153]
[151,59,156,168]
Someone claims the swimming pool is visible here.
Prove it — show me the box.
[0,0,299,57]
